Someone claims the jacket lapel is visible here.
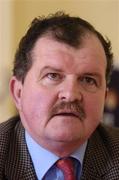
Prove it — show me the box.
[5,120,37,180]
[81,125,114,179]
[4,119,115,179]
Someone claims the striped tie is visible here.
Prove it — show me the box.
[56,158,75,180]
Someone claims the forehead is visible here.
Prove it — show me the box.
[31,35,107,74]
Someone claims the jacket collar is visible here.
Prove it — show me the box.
[4,118,114,179]
[81,125,114,179]
[5,120,37,180]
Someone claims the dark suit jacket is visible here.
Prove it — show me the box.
[0,116,119,180]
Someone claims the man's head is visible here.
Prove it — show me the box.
[13,11,113,84]
[10,12,113,156]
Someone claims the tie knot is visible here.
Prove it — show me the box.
[56,158,75,180]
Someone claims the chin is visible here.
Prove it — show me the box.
[49,130,81,143]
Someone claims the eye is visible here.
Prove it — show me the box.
[82,76,97,86]
[79,76,98,92]
[47,73,62,81]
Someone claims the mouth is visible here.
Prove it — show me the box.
[52,112,79,119]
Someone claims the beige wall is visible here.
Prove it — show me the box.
[0,1,15,122]
[13,0,119,60]
[0,0,119,122]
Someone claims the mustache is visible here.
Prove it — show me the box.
[50,100,86,121]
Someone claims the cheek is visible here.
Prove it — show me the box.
[19,87,58,138]
[82,93,106,139]
[20,87,56,121]
[85,93,106,120]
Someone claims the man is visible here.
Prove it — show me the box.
[0,11,119,180]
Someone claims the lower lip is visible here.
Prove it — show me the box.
[53,114,79,119]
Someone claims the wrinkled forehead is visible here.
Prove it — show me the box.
[30,34,107,75]
[31,29,106,53]
[31,32,106,61]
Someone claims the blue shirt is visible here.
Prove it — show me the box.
[25,131,87,180]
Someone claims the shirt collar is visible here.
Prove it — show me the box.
[25,131,87,180]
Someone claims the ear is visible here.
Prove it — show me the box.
[9,76,23,110]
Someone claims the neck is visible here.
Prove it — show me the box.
[37,138,85,157]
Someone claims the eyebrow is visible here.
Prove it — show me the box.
[82,72,101,77]
[40,66,102,80]
[82,72,102,81]
[40,66,64,74]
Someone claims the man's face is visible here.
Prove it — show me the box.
[10,34,107,155]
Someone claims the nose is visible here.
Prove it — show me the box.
[58,78,83,102]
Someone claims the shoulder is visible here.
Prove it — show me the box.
[0,116,21,153]
[82,124,119,178]
[90,123,119,151]
[0,116,21,176]
[0,116,20,134]
[86,124,119,162]
[97,123,119,145]
[0,116,21,151]
[89,123,119,158]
